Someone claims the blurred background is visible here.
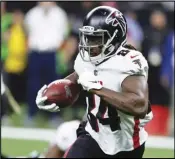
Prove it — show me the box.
[1,1,174,158]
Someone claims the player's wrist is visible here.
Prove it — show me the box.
[89,87,103,94]
[88,83,102,91]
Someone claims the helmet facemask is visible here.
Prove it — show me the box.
[79,27,117,64]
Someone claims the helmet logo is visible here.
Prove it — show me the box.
[105,10,122,27]
[105,10,126,36]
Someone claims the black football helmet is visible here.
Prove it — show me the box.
[79,6,127,64]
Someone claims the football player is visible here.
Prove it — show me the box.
[1,120,82,158]
[43,120,81,158]
[36,6,153,158]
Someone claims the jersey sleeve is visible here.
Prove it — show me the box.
[74,52,95,77]
[74,53,81,75]
[74,53,88,76]
[118,50,149,87]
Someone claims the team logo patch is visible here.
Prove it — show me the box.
[133,59,142,68]
[82,26,95,31]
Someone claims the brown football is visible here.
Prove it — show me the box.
[42,79,81,108]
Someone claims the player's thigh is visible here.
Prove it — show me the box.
[129,143,145,158]
[113,143,145,158]
[63,134,101,158]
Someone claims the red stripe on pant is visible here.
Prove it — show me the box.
[63,143,74,158]
[133,117,140,149]
[63,137,80,158]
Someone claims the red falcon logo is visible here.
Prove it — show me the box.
[105,10,123,26]
[105,11,120,27]
[105,10,126,35]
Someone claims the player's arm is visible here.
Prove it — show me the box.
[91,75,148,118]
[64,72,79,84]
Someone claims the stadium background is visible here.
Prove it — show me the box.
[1,1,174,158]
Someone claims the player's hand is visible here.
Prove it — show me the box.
[77,71,102,91]
[35,85,60,112]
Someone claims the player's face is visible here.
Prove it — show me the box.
[79,29,112,63]
[81,34,109,57]
[86,35,103,57]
